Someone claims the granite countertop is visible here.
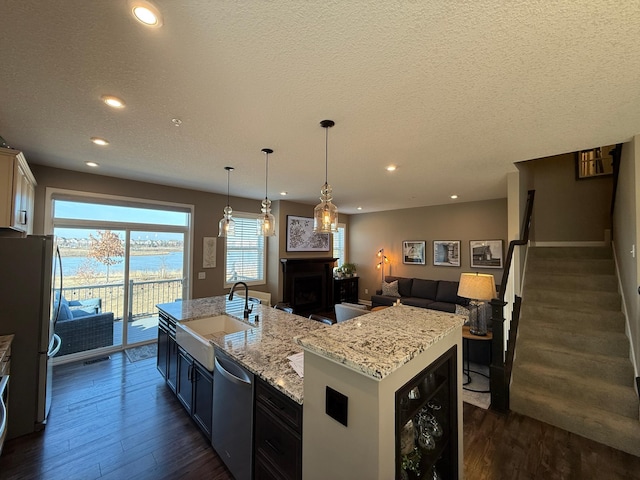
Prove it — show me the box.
[157,299,463,403]
[157,297,326,404]
[295,305,464,381]
[0,334,14,364]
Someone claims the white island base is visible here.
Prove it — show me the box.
[297,306,463,480]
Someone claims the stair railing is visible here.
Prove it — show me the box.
[490,189,535,412]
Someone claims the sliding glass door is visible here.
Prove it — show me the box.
[126,230,186,345]
[50,195,191,361]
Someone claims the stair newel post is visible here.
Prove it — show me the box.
[490,297,508,412]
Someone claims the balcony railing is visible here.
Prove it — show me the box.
[61,278,183,321]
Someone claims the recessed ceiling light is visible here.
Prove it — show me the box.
[130,1,163,27]
[280,191,288,196]
[91,137,109,146]
[101,95,125,109]
[450,194,458,199]
[357,206,362,211]
[386,165,397,172]
[85,161,99,168]
[171,118,182,127]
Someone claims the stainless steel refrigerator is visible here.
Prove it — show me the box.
[0,235,61,439]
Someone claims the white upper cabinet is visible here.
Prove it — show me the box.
[0,147,36,234]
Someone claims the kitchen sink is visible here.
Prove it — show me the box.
[175,315,252,371]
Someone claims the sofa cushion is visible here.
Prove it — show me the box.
[381,280,400,297]
[371,295,397,307]
[403,297,435,309]
[384,276,413,297]
[411,279,438,300]
[435,280,467,305]
[427,302,457,313]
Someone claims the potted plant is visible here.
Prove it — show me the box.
[341,263,357,277]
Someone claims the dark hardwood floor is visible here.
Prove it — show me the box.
[1,352,639,480]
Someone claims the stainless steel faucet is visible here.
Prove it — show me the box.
[229,281,253,319]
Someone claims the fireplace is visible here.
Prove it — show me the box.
[281,257,337,315]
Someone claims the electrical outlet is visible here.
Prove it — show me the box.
[364,288,368,294]
[198,271,206,280]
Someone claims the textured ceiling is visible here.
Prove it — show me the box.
[1,1,639,214]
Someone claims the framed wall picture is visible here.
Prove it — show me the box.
[470,240,504,268]
[286,215,330,252]
[575,145,616,179]
[433,240,461,267]
[402,240,426,265]
[203,236,216,268]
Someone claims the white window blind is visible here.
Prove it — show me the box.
[333,224,346,268]
[224,213,265,287]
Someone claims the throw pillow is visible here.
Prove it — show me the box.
[455,304,470,317]
[55,301,73,321]
[381,280,400,297]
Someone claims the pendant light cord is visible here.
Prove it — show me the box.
[265,152,269,199]
[324,125,329,185]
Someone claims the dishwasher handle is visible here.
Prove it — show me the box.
[214,356,251,386]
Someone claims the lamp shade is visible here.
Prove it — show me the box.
[457,273,496,301]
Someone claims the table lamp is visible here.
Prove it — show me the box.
[457,273,496,336]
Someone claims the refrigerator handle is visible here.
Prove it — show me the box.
[53,246,63,327]
[48,334,62,358]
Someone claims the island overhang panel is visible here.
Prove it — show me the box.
[296,305,464,480]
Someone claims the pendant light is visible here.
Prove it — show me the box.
[218,166,235,237]
[257,148,276,236]
[313,119,338,233]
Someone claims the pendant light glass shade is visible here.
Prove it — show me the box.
[257,148,276,237]
[218,166,235,237]
[313,119,338,233]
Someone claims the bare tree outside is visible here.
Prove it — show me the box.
[88,230,125,282]
[75,258,100,283]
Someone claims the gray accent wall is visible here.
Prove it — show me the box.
[349,198,508,302]
[518,151,613,242]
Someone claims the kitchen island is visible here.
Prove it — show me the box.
[157,297,463,480]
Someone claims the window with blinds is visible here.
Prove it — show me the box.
[224,213,265,287]
[333,223,346,268]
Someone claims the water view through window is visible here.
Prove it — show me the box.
[51,198,190,359]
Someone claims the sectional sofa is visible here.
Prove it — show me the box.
[371,275,470,313]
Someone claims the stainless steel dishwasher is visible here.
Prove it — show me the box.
[212,349,254,480]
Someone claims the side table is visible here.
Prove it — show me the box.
[462,325,492,393]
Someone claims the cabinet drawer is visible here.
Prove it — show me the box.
[254,404,301,480]
[255,379,302,432]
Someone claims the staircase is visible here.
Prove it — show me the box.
[511,246,640,457]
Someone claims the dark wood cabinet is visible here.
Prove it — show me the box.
[157,322,169,378]
[177,347,213,440]
[395,346,458,480]
[254,378,302,480]
[157,312,178,393]
[158,311,212,440]
[176,348,194,412]
[333,276,359,304]
[192,361,214,437]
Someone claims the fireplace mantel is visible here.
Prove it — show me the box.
[281,257,338,315]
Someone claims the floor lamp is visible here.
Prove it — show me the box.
[457,273,496,336]
[376,248,389,285]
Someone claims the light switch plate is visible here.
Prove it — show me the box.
[198,272,206,279]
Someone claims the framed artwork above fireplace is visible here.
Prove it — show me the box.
[286,215,330,252]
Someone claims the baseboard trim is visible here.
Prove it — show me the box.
[612,241,639,380]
